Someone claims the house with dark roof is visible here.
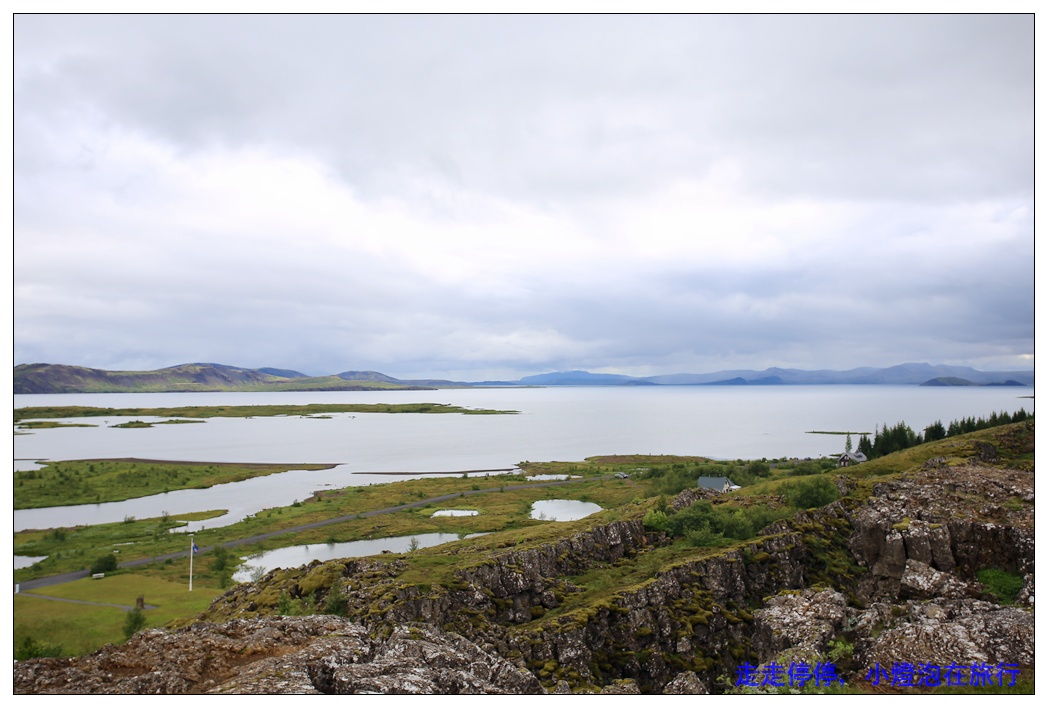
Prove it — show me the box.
[696,476,740,493]
[837,451,867,467]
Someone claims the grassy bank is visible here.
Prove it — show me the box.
[14,459,338,509]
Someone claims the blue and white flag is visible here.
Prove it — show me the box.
[192,541,200,554]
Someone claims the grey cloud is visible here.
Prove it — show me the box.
[18,15,1030,204]
[13,14,1033,378]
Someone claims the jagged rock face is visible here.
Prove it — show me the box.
[752,589,848,665]
[846,465,1033,601]
[853,599,1034,669]
[900,559,979,599]
[669,487,719,511]
[303,625,544,695]
[662,671,710,694]
[720,588,1034,694]
[13,616,543,695]
[453,519,649,607]
[507,531,812,691]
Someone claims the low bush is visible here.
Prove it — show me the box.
[15,636,63,660]
[648,500,791,546]
[89,553,118,574]
[781,477,839,509]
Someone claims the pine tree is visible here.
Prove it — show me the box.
[857,434,873,458]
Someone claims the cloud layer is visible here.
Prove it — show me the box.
[13,14,1034,379]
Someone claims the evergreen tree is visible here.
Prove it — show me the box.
[123,607,146,639]
[924,420,946,442]
[857,434,873,457]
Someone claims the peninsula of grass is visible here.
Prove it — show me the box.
[806,430,872,435]
[13,402,517,424]
[109,419,206,428]
[14,459,338,509]
[16,420,99,429]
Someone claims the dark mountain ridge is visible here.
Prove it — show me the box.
[12,363,430,394]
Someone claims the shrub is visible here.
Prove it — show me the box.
[719,509,755,540]
[643,509,670,533]
[123,607,147,639]
[786,461,820,477]
[685,523,724,547]
[781,477,839,509]
[747,460,771,477]
[90,553,118,574]
[325,581,349,616]
[277,590,294,615]
[15,636,62,660]
[209,545,230,573]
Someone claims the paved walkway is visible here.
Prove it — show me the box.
[16,475,608,593]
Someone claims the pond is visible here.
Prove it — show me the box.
[231,532,486,582]
[530,499,603,522]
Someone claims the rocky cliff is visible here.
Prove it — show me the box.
[14,432,1034,694]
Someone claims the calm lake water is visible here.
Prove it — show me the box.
[531,499,603,521]
[230,532,486,583]
[13,386,1033,533]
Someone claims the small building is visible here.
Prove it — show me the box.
[696,476,740,493]
[837,452,867,467]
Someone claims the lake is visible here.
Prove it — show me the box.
[13,385,1033,532]
[531,499,603,521]
[230,532,487,583]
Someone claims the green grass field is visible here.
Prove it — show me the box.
[15,574,222,657]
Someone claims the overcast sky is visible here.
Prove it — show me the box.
[12,13,1034,380]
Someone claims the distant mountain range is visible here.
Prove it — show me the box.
[11,363,455,394]
[12,361,1033,394]
[502,363,1034,387]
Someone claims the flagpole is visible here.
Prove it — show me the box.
[189,534,194,592]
